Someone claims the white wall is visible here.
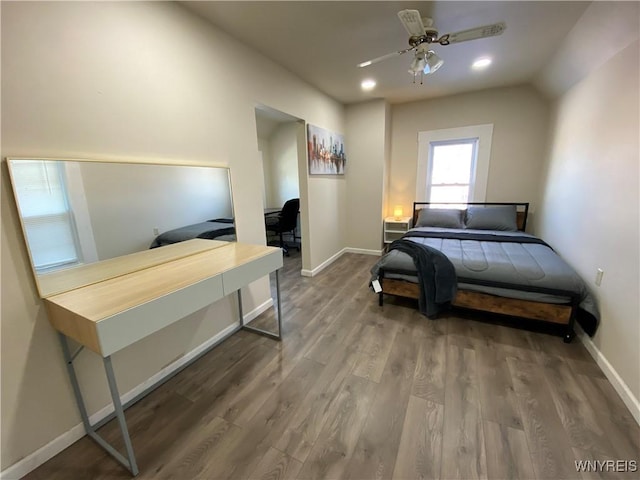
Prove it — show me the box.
[345,100,389,251]
[389,85,550,228]
[257,137,274,208]
[0,1,344,471]
[268,123,300,208]
[536,40,640,403]
[259,123,300,209]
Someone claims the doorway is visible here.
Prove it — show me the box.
[254,105,307,271]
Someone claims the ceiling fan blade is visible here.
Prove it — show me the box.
[357,47,414,68]
[397,10,426,37]
[438,21,506,45]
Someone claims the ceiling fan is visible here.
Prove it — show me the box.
[358,10,506,84]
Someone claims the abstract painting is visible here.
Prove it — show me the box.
[307,124,346,175]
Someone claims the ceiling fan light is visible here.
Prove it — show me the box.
[408,52,427,74]
[424,51,443,74]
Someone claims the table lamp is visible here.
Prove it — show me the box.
[393,205,404,220]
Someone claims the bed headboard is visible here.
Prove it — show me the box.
[412,202,530,231]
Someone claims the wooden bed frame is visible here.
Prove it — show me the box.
[378,202,578,342]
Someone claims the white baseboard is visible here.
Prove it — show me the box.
[0,422,87,480]
[344,247,383,256]
[576,325,640,425]
[0,320,244,480]
[301,248,347,277]
[243,298,273,324]
[300,247,382,277]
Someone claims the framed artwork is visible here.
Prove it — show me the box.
[307,124,346,175]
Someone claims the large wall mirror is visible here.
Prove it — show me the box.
[7,158,235,296]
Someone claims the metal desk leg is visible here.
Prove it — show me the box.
[57,333,139,476]
[239,269,282,341]
[237,288,244,327]
[275,268,282,336]
[103,357,139,475]
[58,333,92,432]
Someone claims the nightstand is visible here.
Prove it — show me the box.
[383,216,412,244]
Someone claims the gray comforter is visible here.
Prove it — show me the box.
[372,227,599,334]
[149,221,236,248]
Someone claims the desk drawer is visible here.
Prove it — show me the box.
[222,250,283,294]
[96,274,224,356]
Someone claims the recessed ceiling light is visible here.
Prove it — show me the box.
[361,79,376,91]
[472,57,492,69]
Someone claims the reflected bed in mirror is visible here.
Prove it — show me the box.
[7,158,235,296]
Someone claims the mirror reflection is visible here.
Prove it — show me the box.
[8,159,235,277]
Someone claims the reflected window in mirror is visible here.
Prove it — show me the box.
[10,160,82,272]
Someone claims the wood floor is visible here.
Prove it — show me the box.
[26,251,639,479]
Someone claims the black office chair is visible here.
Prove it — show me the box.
[266,198,300,256]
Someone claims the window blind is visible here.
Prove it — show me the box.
[12,160,79,270]
[427,140,478,204]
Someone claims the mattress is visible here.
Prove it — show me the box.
[372,227,599,322]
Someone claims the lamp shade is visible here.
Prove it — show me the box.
[424,51,444,74]
[408,52,427,74]
[393,205,404,218]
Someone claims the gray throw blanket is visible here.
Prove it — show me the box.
[382,239,457,318]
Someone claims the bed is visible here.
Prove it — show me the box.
[371,202,599,342]
[149,218,236,248]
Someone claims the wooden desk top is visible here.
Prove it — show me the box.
[46,241,278,322]
[44,240,282,356]
[39,239,229,298]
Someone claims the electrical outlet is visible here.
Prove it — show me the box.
[153,227,159,236]
[595,268,604,286]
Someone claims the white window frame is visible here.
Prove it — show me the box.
[416,124,494,202]
[8,159,82,272]
[425,138,479,204]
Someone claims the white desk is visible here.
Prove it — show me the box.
[43,239,283,475]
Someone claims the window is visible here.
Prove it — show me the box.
[416,124,494,203]
[426,139,478,204]
[10,160,80,271]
